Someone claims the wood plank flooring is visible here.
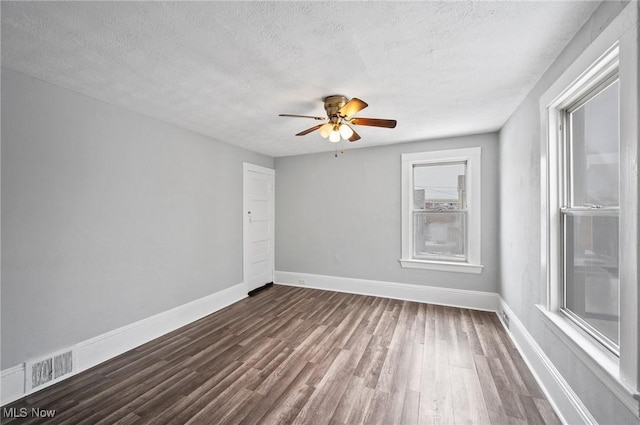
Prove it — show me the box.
[2,285,561,425]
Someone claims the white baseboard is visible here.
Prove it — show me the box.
[275,271,500,312]
[1,282,246,406]
[497,299,597,425]
[0,365,26,407]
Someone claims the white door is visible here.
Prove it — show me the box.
[243,163,275,293]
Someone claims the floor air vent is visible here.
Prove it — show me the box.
[26,348,76,392]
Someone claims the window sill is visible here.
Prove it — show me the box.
[536,304,640,417]
[398,259,483,274]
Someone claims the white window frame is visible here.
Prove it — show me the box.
[540,4,639,415]
[400,147,483,274]
[561,72,621,355]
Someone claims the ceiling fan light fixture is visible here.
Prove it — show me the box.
[279,95,397,144]
[319,123,333,138]
[339,123,354,140]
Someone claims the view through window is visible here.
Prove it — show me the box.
[412,162,467,262]
[562,78,620,353]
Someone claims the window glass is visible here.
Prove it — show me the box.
[563,78,620,353]
[564,213,619,347]
[413,211,466,260]
[413,163,466,210]
[569,80,620,207]
[413,162,466,261]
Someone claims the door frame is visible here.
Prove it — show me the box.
[242,162,275,293]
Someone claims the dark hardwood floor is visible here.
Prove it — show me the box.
[2,285,561,425]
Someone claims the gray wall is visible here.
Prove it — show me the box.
[1,68,273,369]
[275,133,499,293]
[499,2,638,424]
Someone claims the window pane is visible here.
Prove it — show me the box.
[569,80,619,207]
[413,162,466,210]
[564,213,619,347]
[413,211,466,260]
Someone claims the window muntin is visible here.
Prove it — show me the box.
[412,162,467,262]
[561,77,620,355]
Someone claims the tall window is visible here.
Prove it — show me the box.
[401,148,482,274]
[541,8,638,413]
[562,78,620,354]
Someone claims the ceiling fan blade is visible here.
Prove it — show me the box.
[295,124,323,136]
[338,98,368,118]
[350,117,397,128]
[348,128,361,142]
[279,114,326,121]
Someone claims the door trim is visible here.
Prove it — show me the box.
[243,162,275,294]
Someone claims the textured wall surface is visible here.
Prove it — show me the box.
[1,69,273,369]
[499,1,638,423]
[275,133,499,293]
[1,1,599,157]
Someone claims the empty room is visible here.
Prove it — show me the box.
[1,1,639,424]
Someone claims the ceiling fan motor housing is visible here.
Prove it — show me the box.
[323,95,348,123]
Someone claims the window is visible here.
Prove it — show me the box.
[562,77,620,355]
[541,25,639,414]
[400,148,482,274]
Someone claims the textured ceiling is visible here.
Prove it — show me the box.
[2,1,600,157]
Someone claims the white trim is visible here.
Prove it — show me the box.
[400,147,482,271]
[497,299,598,425]
[243,162,275,294]
[1,365,26,406]
[398,258,483,274]
[536,305,640,418]
[1,282,246,406]
[274,271,498,311]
